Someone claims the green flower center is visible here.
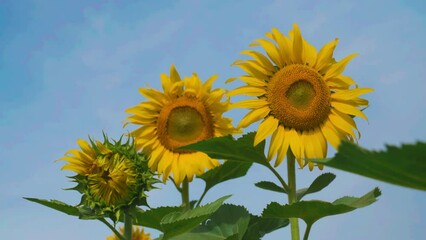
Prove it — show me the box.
[286,80,315,109]
[167,107,204,142]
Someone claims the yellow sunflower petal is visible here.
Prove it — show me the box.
[267,125,284,160]
[320,120,341,149]
[227,86,266,97]
[231,99,269,109]
[324,53,358,80]
[255,38,284,67]
[271,28,293,65]
[239,76,267,87]
[138,88,167,106]
[287,128,302,161]
[76,139,96,157]
[304,39,318,67]
[291,23,304,64]
[170,64,182,83]
[238,107,270,128]
[332,101,368,121]
[233,61,270,80]
[240,50,275,72]
[254,116,279,146]
[314,38,339,72]
[331,88,374,101]
[274,129,291,167]
[202,74,218,92]
[328,110,357,139]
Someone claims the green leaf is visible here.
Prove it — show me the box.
[199,161,252,192]
[24,198,80,217]
[254,181,286,193]
[242,215,289,240]
[170,204,251,240]
[180,133,269,166]
[262,187,381,225]
[311,141,426,191]
[296,173,336,201]
[161,195,231,239]
[131,206,183,231]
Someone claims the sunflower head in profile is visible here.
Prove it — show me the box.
[106,226,151,240]
[60,134,157,214]
[125,65,239,185]
[228,23,373,170]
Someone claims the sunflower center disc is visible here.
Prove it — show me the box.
[167,107,204,142]
[267,64,331,131]
[157,96,214,152]
[286,81,315,109]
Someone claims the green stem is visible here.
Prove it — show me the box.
[124,211,133,240]
[196,188,208,208]
[287,150,300,240]
[181,178,190,210]
[303,223,312,240]
[266,162,290,193]
[99,218,126,240]
[170,177,182,193]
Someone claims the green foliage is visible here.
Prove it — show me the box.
[262,187,381,225]
[242,215,289,240]
[23,198,80,217]
[169,204,250,240]
[131,206,183,231]
[311,141,426,191]
[296,173,336,201]
[198,161,252,193]
[160,195,231,239]
[167,204,288,240]
[181,133,268,166]
[255,181,286,193]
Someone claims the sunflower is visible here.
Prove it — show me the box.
[106,226,151,240]
[125,65,238,185]
[228,23,373,170]
[60,136,155,208]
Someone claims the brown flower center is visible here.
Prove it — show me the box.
[157,96,214,152]
[267,64,331,131]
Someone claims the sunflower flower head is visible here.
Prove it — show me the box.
[125,65,239,185]
[60,134,158,218]
[228,23,373,170]
[106,226,151,240]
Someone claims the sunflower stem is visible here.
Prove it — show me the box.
[287,150,300,240]
[303,223,313,240]
[99,218,126,240]
[181,178,190,210]
[196,188,208,207]
[124,211,133,240]
[266,162,290,193]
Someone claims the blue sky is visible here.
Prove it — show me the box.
[1,0,425,239]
